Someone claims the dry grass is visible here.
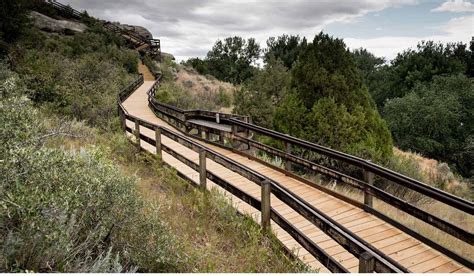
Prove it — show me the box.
[174,65,236,112]
[306,174,473,261]
[50,123,309,272]
[249,149,473,262]
[393,148,472,200]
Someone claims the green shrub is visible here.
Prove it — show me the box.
[275,32,393,165]
[0,76,184,272]
[217,86,231,107]
[12,27,138,129]
[143,54,159,76]
[155,82,196,109]
[160,56,177,82]
[383,74,474,177]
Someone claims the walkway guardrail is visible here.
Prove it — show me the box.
[144,75,473,270]
[117,78,410,272]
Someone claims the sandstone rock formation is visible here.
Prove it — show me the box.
[30,11,87,34]
[118,24,153,40]
[161,52,176,61]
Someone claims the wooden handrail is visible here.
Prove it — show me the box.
[230,133,473,244]
[41,0,161,57]
[121,111,407,272]
[144,73,473,269]
[114,77,414,273]
[226,118,473,215]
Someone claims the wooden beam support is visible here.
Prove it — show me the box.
[219,131,224,144]
[284,141,292,172]
[134,120,140,149]
[199,148,207,190]
[261,180,271,232]
[359,252,375,273]
[363,167,374,208]
[155,127,162,155]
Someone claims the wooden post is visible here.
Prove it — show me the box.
[261,180,271,232]
[244,116,250,138]
[199,148,207,190]
[284,142,292,172]
[363,167,374,208]
[216,113,220,124]
[155,127,161,155]
[230,124,237,149]
[358,252,375,273]
[219,131,224,144]
[119,108,125,131]
[232,124,237,136]
[134,120,140,150]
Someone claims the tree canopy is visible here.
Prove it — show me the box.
[365,41,471,108]
[384,74,473,177]
[185,36,261,84]
[291,32,366,110]
[233,56,290,128]
[264,34,307,69]
[274,32,393,163]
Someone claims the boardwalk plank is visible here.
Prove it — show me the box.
[121,81,469,274]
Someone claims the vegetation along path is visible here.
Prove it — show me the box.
[120,64,472,273]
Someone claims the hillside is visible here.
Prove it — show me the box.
[0,4,307,273]
[1,0,472,273]
[152,58,236,113]
[393,148,472,199]
[175,65,235,113]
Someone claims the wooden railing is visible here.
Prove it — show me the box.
[119,101,406,272]
[35,0,473,272]
[43,0,84,19]
[40,0,161,57]
[142,76,473,270]
[149,97,250,123]
[116,76,412,273]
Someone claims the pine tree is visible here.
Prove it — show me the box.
[275,32,393,163]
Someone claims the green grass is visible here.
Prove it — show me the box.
[1,21,310,271]
[91,131,311,272]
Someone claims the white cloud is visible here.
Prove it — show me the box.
[345,15,474,60]
[62,0,472,62]
[61,0,418,61]
[431,0,474,12]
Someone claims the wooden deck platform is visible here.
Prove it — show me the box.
[122,80,472,273]
[187,119,232,132]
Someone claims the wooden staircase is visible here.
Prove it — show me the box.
[39,0,161,58]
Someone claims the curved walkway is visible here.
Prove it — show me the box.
[122,67,471,273]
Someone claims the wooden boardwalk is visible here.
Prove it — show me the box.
[122,80,472,273]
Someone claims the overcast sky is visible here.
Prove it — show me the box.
[61,0,474,62]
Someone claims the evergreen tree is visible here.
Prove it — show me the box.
[264,34,307,69]
[384,74,474,177]
[233,56,290,128]
[275,32,393,163]
[205,36,260,84]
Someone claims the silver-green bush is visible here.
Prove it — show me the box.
[0,70,184,272]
